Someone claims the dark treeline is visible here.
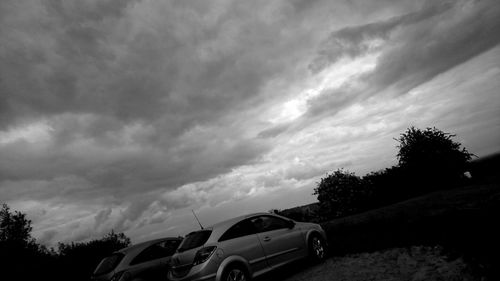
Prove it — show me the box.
[275,126,500,279]
[277,126,479,222]
[0,203,130,281]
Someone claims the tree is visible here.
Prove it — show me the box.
[313,169,371,219]
[0,203,33,245]
[362,166,408,207]
[1,204,133,281]
[1,203,55,281]
[395,126,474,190]
[57,230,131,281]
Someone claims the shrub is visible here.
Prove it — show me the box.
[313,169,371,219]
[396,126,474,192]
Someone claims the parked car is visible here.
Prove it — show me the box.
[168,212,327,281]
[91,237,182,281]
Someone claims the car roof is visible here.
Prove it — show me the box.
[209,212,264,229]
[117,237,181,255]
[204,212,288,242]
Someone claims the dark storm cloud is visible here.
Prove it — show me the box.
[305,86,361,119]
[1,0,298,205]
[94,207,112,229]
[112,196,153,232]
[0,0,281,132]
[305,0,500,118]
[257,123,291,139]
[0,128,269,203]
[43,0,139,22]
[368,0,500,93]
[38,229,58,245]
[0,0,140,127]
[309,1,454,73]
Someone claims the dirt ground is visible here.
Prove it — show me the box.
[264,246,480,281]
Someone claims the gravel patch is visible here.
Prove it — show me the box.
[280,246,478,281]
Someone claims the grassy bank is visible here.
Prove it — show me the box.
[320,183,500,278]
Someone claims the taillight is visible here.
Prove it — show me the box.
[193,246,217,266]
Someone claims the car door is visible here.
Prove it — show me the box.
[218,219,269,276]
[250,215,306,269]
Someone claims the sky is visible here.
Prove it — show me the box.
[1,0,499,246]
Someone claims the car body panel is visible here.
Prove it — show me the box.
[249,215,307,268]
[256,228,306,268]
[217,234,267,275]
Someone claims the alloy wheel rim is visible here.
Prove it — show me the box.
[313,237,324,259]
[227,268,246,281]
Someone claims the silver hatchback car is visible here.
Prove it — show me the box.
[92,237,182,281]
[168,212,327,281]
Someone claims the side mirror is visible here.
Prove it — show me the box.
[287,220,295,229]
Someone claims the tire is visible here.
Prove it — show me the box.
[309,235,327,262]
[222,265,250,281]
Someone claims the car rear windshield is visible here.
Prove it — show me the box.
[93,253,124,275]
[177,230,212,252]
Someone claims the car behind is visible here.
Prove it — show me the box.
[91,237,182,281]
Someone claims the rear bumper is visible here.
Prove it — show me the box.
[169,272,216,281]
[168,259,219,281]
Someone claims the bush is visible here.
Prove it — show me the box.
[313,169,371,219]
[273,204,321,223]
[1,203,131,281]
[362,166,409,207]
[56,230,131,281]
[313,127,475,221]
[396,126,474,191]
[1,204,56,280]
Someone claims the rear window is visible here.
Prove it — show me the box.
[177,230,212,252]
[93,253,124,275]
[130,239,181,265]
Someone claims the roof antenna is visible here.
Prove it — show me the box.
[192,209,204,230]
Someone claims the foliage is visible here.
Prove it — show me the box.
[361,164,429,207]
[313,126,475,220]
[1,203,131,281]
[273,203,321,223]
[396,126,474,189]
[56,230,131,281]
[1,204,55,280]
[0,203,34,245]
[58,230,131,256]
[313,169,371,219]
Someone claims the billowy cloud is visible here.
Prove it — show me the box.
[304,0,500,120]
[309,1,456,73]
[1,0,499,245]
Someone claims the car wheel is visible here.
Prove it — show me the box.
[309,235,326,262]
[222,265,249,281]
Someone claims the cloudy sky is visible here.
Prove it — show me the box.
[1,0,499,246]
